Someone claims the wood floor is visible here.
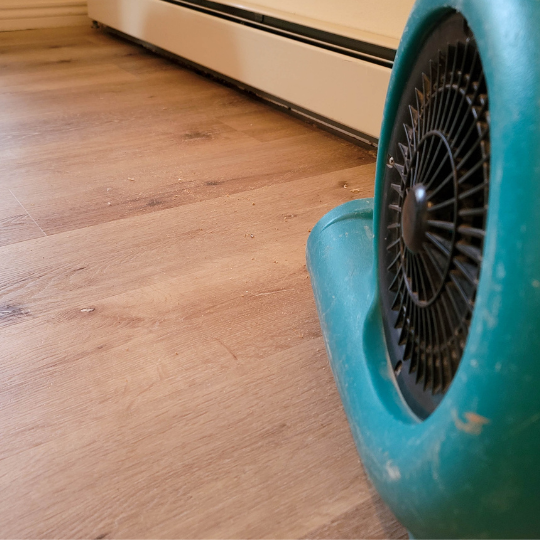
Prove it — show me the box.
[0,26,407,539]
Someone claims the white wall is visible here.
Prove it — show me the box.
[0,0,414,38]
[0,0,89,31]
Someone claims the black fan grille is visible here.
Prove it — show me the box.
[379,14,490,418]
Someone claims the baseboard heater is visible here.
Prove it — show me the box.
[88,0,398,145]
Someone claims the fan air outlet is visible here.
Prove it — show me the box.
[378,13,490,419]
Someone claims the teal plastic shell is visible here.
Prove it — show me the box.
[306,0,540,537]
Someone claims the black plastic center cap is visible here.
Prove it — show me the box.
[402,184,429,254]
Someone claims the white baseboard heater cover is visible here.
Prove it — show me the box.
[88,0,394,142]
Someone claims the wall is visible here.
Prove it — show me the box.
[0,0,88,31]
[0,0,414,38]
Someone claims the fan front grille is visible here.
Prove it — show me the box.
[378,13,490,418]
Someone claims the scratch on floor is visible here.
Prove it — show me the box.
[252,288,293,297]
[8,189,47,237]
[214,337,238,362]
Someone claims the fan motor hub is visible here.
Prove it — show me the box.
[402,184,429,254]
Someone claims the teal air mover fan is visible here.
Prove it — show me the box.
[306,0,540,537]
